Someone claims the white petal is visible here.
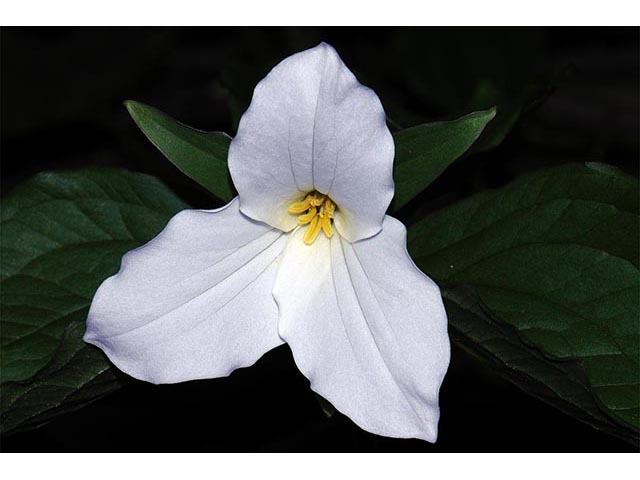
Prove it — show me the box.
[228,42,394,242]
[273,217,450,441]
[84,198,287,384]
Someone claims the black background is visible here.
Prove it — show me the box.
[1,27,638,452]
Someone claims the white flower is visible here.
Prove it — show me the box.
[84,43,450,442]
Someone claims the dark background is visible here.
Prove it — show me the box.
[1,27,638,452]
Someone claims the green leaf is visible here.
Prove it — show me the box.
[1,168,187,385]
[393,29,547,151]
[443,286,639,446]
[125,100,235,202]
[465,80,540,153]
[1,322,126,435]
[408,163,640,435]
[315,394,337,419]
[390,109,495,212]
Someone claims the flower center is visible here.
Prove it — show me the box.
[288,192,336,245]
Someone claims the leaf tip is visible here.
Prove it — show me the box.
[123,99,142,117]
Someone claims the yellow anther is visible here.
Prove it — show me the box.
[309,193,325,207]
[320,214,333,238]
[297,206,317,224]
[288,191,337,245]
[288,196,312,214]
[304,215,323,245]
[322,198,335,218]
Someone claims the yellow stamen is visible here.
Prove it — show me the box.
[323,199,335,217]
[304,215,322,245]
[288,192,337,245]
[320,215,333,238]
[309,193,325,207]
[297,206,317,224]
[288,195,312,214]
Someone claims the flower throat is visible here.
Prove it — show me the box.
[288,192,336,245]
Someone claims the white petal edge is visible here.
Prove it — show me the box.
[228,42,395,242]
[84,198,287,384]
[273,216,450,441]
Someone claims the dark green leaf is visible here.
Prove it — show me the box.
[444,286,639,446]
[1,322,126,435]
[390,109,495,212]
[409,163,639,433]
[125,100,235,202]
[1,168,187,385]
[465,80,542,153]
[393,29,547,151]
[315,394,337,419]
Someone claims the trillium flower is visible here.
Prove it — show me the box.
[84,42,450,442]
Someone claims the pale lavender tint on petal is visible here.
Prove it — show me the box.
[228,42,394,242]
[84,198,286,384]
[273,215,450,441]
